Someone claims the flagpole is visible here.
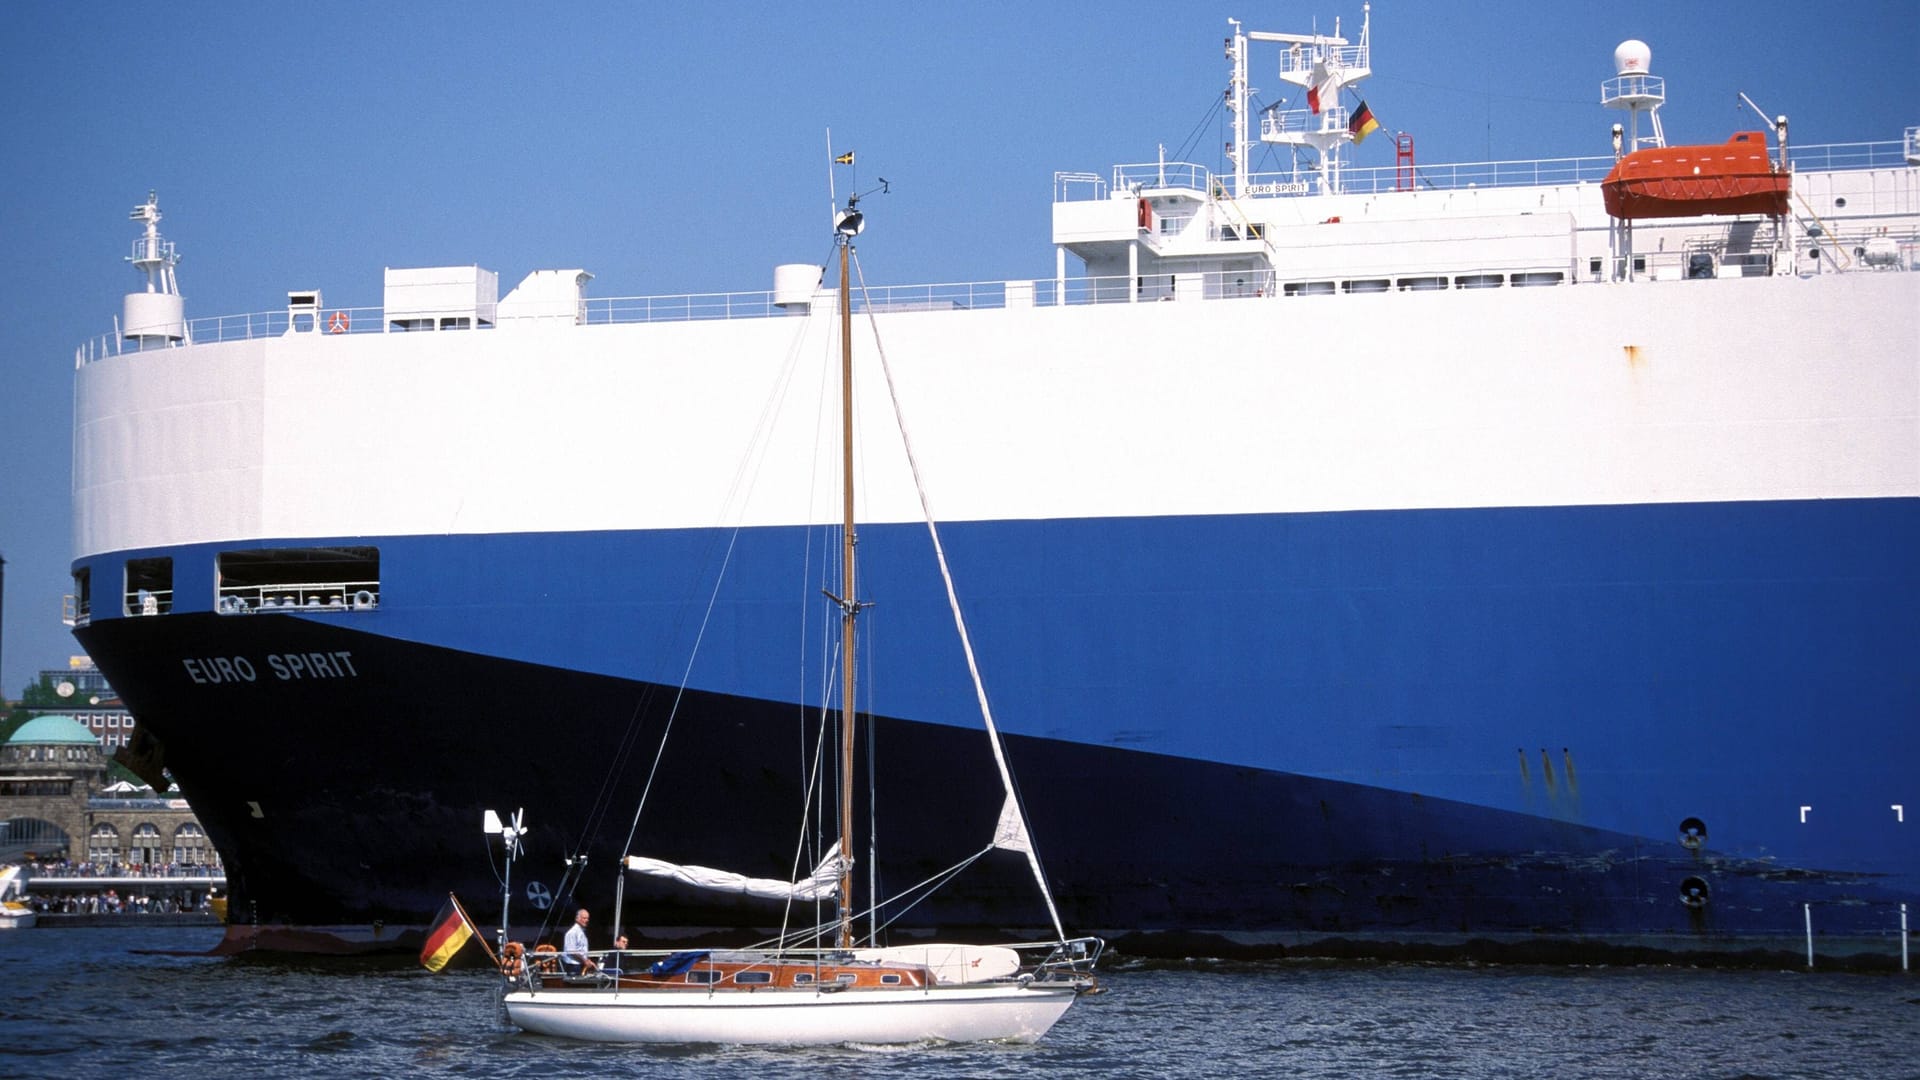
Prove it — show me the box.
[454,893,498,967]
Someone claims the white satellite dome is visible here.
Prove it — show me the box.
[1614,40,1652,76]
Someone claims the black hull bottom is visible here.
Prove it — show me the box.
[77,614,1915,966]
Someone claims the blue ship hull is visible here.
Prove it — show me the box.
[73,496,1920,962]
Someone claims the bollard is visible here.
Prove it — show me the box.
[1804,903,1814,969]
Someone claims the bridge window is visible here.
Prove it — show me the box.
[130,823,161,866]
[173,823,210,865]
[90,823,120,864]
[125,556,174,616]
[2,816,70,858]
[0,779,73,796]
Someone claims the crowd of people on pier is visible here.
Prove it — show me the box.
[11,857,222,917]
[22,856,222,878]
[26,887,214,915]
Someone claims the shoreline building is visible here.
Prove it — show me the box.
[0,715,215,871]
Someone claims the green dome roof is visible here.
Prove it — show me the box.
[7,715,97,746]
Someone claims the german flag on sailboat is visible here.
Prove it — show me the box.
[419,893,478,972]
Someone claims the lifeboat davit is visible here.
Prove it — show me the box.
[1601,131,1791,219]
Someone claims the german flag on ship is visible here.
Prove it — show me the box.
[419,893,488,972]
[1348,100,1381,144]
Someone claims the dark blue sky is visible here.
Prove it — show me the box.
[2,1,1915,695]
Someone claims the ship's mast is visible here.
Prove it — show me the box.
[1601,40,1666,152]
[1226,20,1249,198]
[1235,4,1373,198]
[123,191,186,346]
[832,198,865,951]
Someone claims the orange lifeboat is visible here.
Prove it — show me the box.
[1601,131,1791,219]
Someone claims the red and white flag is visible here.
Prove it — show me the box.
[1306,58,1336,114]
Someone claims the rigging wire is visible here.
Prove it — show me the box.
[1171,90,1225,166]
[850,249,1069,945]
[608,239,842,866]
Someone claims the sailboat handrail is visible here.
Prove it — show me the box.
[848,251,1070,944]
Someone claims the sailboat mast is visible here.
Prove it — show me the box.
[836,232,857,951]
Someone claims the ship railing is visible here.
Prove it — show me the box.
[1054,170,1106,203]
[1787,137,1918,172]
[581,291,783,323]
[1275,43,1369,76]
[1055,137,1919,206]
[1109,161,1211,195]
[122,586,173,617]
[1260,105,1354,141]
[62,594,88,629]
[511,938,1101,992]
[214,580,380,615]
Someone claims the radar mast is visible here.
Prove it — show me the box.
[123,191,186,346]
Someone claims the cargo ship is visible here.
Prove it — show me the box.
[68,11,1919,963]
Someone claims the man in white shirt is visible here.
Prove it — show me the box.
[562,907,597,975]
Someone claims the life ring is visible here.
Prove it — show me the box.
[328,310,350,334]
[1136,197,1151,229]
[501,941,524,977]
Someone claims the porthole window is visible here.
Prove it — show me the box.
[1679,876,1710,909]
[1678,818,1707,849]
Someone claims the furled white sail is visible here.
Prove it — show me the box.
[624,842,847,902]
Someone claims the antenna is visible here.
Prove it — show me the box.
[826,128,839,233]
[488,806,526,963]
[1601,41,1666,151]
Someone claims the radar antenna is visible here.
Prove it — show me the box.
[1602,41,1666,153]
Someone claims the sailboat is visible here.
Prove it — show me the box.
[493,189,1103,1045]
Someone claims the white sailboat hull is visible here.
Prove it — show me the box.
[502,982,1079,1045]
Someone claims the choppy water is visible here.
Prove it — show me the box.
[1,927,1915,1078]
